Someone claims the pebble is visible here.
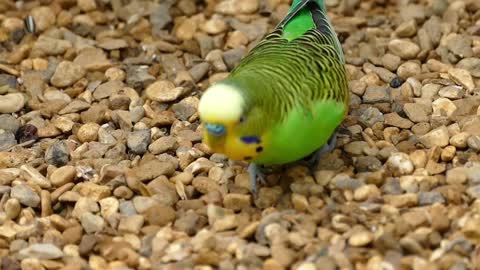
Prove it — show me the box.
[403,103,429,123]
[448,68,475,92]
[49,166,76,187]
[30,6,55,32]
[11,184,40,207]
[419,126,450,148]
[457,58,480,77]
[143,205,176,226]
[0,93,25,113]
[388,39,420,59]
[450,132,470,148]
[45,140,70,166]
[127,129,151,155]
[118,215,145,234]
[133,159,176,181]
[0,132,16,151]
[77,123,100,143]
[348,231,374,246]
[149,136,178,154]
[418,191,445,205]
[146,80,186,102]
[80,212,105,234]
[384,112,413,129]
[386,153,414,176]
[50,61,86,88]
[18,243,63,260]
[362,86,390,103]
[467,135,480,151]
[432,98,457,118]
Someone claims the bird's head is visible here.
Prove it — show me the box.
[198,82,264,161]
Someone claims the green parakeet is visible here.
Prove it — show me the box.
[198,0,349,194]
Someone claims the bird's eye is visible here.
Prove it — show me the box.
[239,116,245,123]
[205,123,226,136]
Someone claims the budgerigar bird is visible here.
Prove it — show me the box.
[198,0,349,195]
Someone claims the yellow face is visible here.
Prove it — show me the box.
[199,83,264,162]
[202,120,263,162]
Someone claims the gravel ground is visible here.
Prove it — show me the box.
[1,0,480,269]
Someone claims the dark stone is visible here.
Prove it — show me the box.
[45,140,70,166]
[15,124,38,143]
[390,76,405,88]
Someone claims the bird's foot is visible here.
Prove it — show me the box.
[247,163,270,197]
[306,132,338,173]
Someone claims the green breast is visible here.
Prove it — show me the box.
[254,99,346,166]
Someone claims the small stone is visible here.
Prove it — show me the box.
[432,98,457,118]
[19,243,63,260]
[32,36,72,56]
[80,212,105,234]
[148,136,178,154]
[78,0,97,12]
[50,61,86,88]
[384,112,413,129]
[31,6,55,32]
[291,193,309,212]
[77,123,100,143]
[438,85,465,99]
[359,107,384,127]
[362,86,389,103]
[49,166,76,187]
[223,193,251,211]
[133,159,176,181]
[397,61,421,79]
[467,135,480,151]
[0,114,21,133]
[448,68,475,92]
[127,129,151,155]
[419,126,449,148]
[403,103,429,123]
[383,193,418,208]
[73,182,111,201]
[348,231,374,247]
[386,153,414,176]
[223,47,246,70]
[354,185,381,201]
[382,53,402,71]
[0,132,16,151]
[192,176,220,194]
[143,205,176,226]
[388,39,420,59]
[0,93,25,113]
[5,198,21,219]
[418,191,445,205]
[21,164,51,188]
[11,184,40,207]
[446,167,468,185]
[73,48,111,71]
[201,18,228,35]
[450,132,470,148]
[395,20,417,37]
[457,58,480,77]
[45,141,70,166]
[441,145,456,162]
[146,80,186,102]
[118,215,144,234]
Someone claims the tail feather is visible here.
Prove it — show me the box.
[277,0,345,63]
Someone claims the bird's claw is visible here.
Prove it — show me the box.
[247,163,269,197]
[306,132,337,173]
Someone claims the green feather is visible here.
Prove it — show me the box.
[279,0,344,63]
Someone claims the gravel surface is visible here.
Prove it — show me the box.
[1,0,480,269]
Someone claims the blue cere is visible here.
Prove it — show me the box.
[205,123,226,136]
[241,136,261,144]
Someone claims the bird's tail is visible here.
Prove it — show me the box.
[290,0,326,12]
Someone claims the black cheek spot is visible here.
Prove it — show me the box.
[256,146,263,153]
[244,156,252,161]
